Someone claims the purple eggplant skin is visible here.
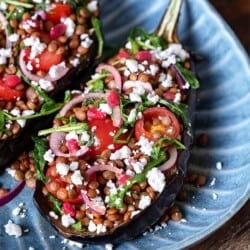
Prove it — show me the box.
[0,39,98,171]
[33,87,196,245]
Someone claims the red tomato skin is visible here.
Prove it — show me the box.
[135,107,181,141]
[87,108,107,120]
[46,4,72,23]
[0,82,23,101]
[88,118,122,157]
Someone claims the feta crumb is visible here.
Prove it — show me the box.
[127,108,137,123]
[146,168,166,192]
[138,195,151,210]
[125,59,138,73]
[48,62,66,79]
[99,103,112,115]
[173,92,181,103]
[8,33,19,43]
[61,214,75,228]
[147,92,159,104]
[110,146,132,160]
[96,224,107,234]
[87,0,98,12]
[131,210,140,218]
[69,161,79,171]
[216,161,223,170]
[88,220,97,232]
[4,220,22,238]
[160,73,173,88]
[43,149,55,163]
[49,211,59,220]
[80,34,93,48]
[56,163,70,176]
[136,136,153,156]
[71,170,83,185]
[80,131,90,142]
[38,79,54,91]
[62,17,75,37]
[70,58,80,67]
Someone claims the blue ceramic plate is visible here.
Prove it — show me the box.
[1,0,249,249]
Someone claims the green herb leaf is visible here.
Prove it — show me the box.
[72,221,82,230]
[175,63,200,89]
[91,17,103,58]
[49,195,62,215]
[32,137,48,183]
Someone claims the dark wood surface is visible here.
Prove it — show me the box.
[192,1,250,249]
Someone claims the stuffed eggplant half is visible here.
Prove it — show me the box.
[33,27,199,244]
[0,0,102,168]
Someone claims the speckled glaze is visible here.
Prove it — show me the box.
[0,0,249,249]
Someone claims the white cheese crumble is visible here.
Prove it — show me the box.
[87,0,98,12]
[88,220,97,232]
[125,59,139,73]
[0,48,11,65]
[69,161,79,171]
[138,195,151,210]
[4,220,22,238]
[43,149,55,163]
[147,92,159,104]
[38,79,54,91]
[146,167,166,192]
[80,131,90,142]
[62,17,75,37]
[71,170,83,185]
[99,103,112,115]
[56,163,70,176]
[65,131,79,141]
[8,33,19,43]
[160,73,173,88]
[48,61,67,79]
[173,92,181,103]
[61,214,75,228]
[96,224,107,234]
[80,34,93,48]
[136,136,153,156]
[110,146,132,160]
[49,211,59,220]
[23,37,46,59]
[127,108,137,123]
[70,57,80,67]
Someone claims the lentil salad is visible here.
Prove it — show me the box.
[0,0,102,167]
[32,28,199,243]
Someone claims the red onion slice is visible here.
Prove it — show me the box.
[0,180,25,206]
[80,190,106,215]
[170,64,185,89]
[123,80,153,92]
[86,164,123,177]
[112,105,123,127]
[49,132,89,158]
[159,147,178,172]
[0,11,11,49]
[59,92,107,117]
[19,49,69,82]
[96,64,122,92]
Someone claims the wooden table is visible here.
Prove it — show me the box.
[192,0,250,249]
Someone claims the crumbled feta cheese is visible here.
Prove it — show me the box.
[49,211,59,220]
[80,34,93,48]
[43,149,55,163]
[127,108,137,123]
[136,136,153,156]
[96,224,107,234]
[70,58,80,67]
[69,161,79,171]
[146,167,166,192]
[56,163,70,176]
[147,92,159,104]
[106,180,117,195]
[173,92,181,103]
[38,79,54,91]
[131,159,147,174]
[48,62,67,79]
[87,0,98,12]
[8,33,19,43]
[0,1,7,10]
[62,17,75,37]
[0,48,11,65]
[88,220,97,232]
[162,55,177,68]
[4,220,22,238]
[61,214,75,228]
[149,64,159,76]
[23,37,46,59]
[10,108,20,116]
[110,146,132,160]
[65,131,79,141]
[125,59,139,73]
[99,103,112,115]
[131,210,140,218]
[80,131,90,142]
[71,170,83,185]
[138,195,151,210]
[125,41,132,50]
[160,73,173,88]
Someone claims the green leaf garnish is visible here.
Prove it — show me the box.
[91,17,104,58]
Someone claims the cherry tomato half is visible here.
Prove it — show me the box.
[88,118,122,157]
[0,81,24,101]
[46,3,72,23]
[134,107,181,141]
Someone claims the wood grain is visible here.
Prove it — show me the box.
[192,1,250,249]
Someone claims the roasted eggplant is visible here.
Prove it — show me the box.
[33,0,199,244]
[0,0,102,168]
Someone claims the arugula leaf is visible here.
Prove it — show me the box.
[91,17,104,58]
[72,221,82,230]
[32,137,49,183]
[109,153,167,208]
[38,122,89,136]
[159,98,191,131]
[175,63,200,89]
[49,195,62,215]
[3,0,34,8]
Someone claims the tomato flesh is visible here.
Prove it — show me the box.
[0,82,23,101]
[46,4,72,23]
[88,118,122,157]
[135,107,180,141]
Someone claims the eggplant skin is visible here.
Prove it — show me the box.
[0,40,98,171]
[33,89,196,245]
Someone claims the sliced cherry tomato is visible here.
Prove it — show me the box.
[88,118,122,157]
[24,48,63,73]
[46,3,72,23]
[134,107,181,141]
[4,75,21,88]
[0,82,24,101]
[87,108,107,120]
